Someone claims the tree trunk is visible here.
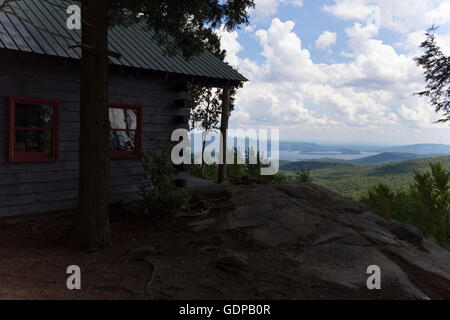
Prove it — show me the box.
[72,0,112,249]
[218,88,230,183]
[201,132,207,177]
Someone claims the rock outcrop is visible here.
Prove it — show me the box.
[189,183,450,299]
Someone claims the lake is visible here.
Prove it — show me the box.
[278,150,380,162]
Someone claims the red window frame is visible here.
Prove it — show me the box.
[9,97,59,163]
[108,103,142,158]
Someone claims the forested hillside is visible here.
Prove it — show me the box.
[281,155,450,199]
[350,152,430,165]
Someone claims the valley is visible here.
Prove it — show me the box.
[280,154,450,200]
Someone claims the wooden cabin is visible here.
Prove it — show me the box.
[0,0,246,217]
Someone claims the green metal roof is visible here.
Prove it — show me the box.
[0,0,247,83]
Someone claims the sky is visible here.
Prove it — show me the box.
[216,0,450,145]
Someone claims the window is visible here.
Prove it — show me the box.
[108,103,142,158]
[9,97,59,162]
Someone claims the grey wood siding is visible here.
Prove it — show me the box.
[0,49,190,217]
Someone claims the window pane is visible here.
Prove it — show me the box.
[110,131,136,152]
[109,108,137,130]
[15,103,54,128]
[14,130,52,153]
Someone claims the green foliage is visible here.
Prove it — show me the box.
[190,89,223,133]
[188,29,243,180]
[188,29,230,134]
[189,147,289,184]
[361,162,450,248]
[360,184,398,219]
[290,164,313,183]
[109,0,255,58]
[190,162,219,181]
[139,142,188,217]
[281,155,450,199]
[281,161,354,171]
[190,82,241,132]
[414,27,450,122]
[242,148,262,178]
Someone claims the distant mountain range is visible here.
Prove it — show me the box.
[190,135,450,163]
[279,142,450,156]
[280,151,449,169]
[280,160,354,171]
[279,141,361,154]
[350,152,441,165]
[279,155,450,199]
[373,144,450,155]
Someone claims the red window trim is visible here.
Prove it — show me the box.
[9,97,60,163]
[108,103,142,159]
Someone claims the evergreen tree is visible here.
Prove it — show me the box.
[414,27,450,122]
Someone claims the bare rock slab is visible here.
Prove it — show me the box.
[214,253,248,268]
[228,185,342,248]
[188,218,218,232]
[380,222,424,246]
[385,239,450,282]
[294,242,428,299]
[362,230,399,246]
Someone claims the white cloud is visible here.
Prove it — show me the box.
[250,0,304,21]
[436,33,450,55]
[216,28,243,68]
[324,0,450,34]
[216,27,262,81]
[221,18,447,139]
[254,18,327,82]
[324,0,373,21]
[335,23,423,90]
[396,29,450,57]
[244,25,254,33]
[395,30,426,53]
[315,31,337,50]
[426,1,450,26]
[290,0,304,7]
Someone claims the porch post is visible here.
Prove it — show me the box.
[218,87,230,183]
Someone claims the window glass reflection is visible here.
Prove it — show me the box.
[109,108,137,130]
[110,131,136,152]
[14,130,52,153]
[15,103,53,128]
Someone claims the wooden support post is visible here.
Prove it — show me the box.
[218,87,230,183]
